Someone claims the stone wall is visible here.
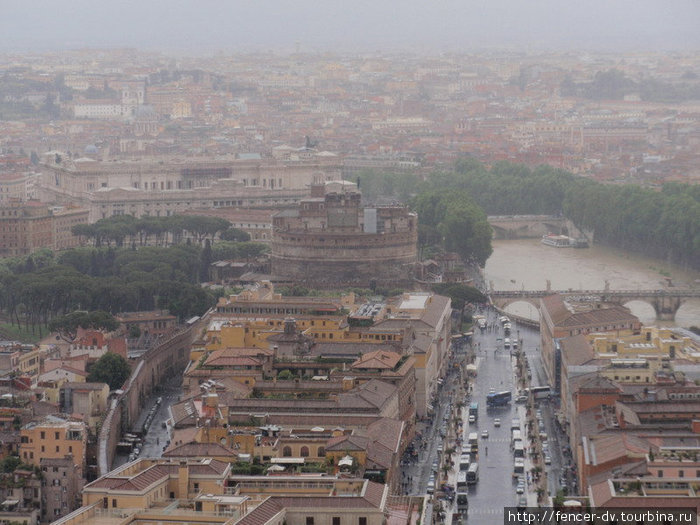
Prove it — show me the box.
[98,318,205,476]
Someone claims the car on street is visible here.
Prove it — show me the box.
[481,430,489,439]
[518,495,527,507]
[468,415,476,424]
[516,483,525,494]
[516,395,528,404]
[544,455,551,465]
[494,418,501,427]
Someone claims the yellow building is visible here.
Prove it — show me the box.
[19,415,86,474]
[82,458,233,510]
[591,326,699,362]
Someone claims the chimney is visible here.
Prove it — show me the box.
[206,393,218,408]
[178,461,189,497]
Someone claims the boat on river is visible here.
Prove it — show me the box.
[541,234,589,248]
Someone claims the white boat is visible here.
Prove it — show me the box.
[541,234,573,247]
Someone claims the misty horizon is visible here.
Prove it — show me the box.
[2,0,699,55]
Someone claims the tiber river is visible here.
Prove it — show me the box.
[484,239,700,328]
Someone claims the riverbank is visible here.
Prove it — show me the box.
[484,239,700,327]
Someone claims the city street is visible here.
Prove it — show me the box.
[400,306,576,523]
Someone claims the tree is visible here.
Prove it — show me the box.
[87,352,131,390]
[49,310,119,343]
[220,227,251,242]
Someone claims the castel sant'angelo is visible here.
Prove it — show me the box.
[270,181,418,288]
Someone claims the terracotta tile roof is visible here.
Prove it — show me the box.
[561,306,639,328]
[540,294,571,325]
[419,295,450,328]
[325,434,369,451]
[367,418,403,453]
[234,498,284,525]
[366,440,394,469]
[189,458,230,475]
[560,335,595,366]
[352,349,401,370]
[87,464,173,491]
[589,479,614,507]
[234,486,387,525]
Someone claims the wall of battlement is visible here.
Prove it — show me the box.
[270,229,417,286]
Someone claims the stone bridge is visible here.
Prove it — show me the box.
[487,215,568,239]
[490,288,700,321]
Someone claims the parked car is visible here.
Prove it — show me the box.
[494,418,501,427]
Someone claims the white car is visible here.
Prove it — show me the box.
[494,418,501,427]
[544,455,552,465]
[468,415,476,424]
[481,430,489,439]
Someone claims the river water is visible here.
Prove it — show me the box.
[484,239,700,327]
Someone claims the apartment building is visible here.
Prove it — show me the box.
[19,416,87,476]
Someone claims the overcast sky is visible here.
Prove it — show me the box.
[2,0,698,54]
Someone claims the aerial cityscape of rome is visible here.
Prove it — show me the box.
[0,1,698,524]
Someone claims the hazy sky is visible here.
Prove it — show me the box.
[2,0,699,54]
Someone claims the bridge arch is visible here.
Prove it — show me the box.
[619,300,657,325]
[499,300,540,322]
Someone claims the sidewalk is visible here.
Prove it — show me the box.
[512,356,551,507]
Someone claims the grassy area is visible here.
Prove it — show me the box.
[0,322,46,344]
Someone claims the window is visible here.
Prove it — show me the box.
[193,482,199,491]
[359,518,367,525]
[112,499,117,508]
[318,447,325,457]
[300,446,309,457]
[283,446,292,457]
[306,518,314,525]
[678,470,684,478]
[333,518,341,525]
[658,470,663,478]
[41,431,45,439]
[55,432,60,440]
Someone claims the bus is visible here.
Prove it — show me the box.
[457,471,468,489]
[459,455,471,471]
[486,391,512,407]
[466,463,479,484]
[469,402,478,420]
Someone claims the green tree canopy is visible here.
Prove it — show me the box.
[49,310,119,342]
[87,352,131,390]
[431,283,487,310]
